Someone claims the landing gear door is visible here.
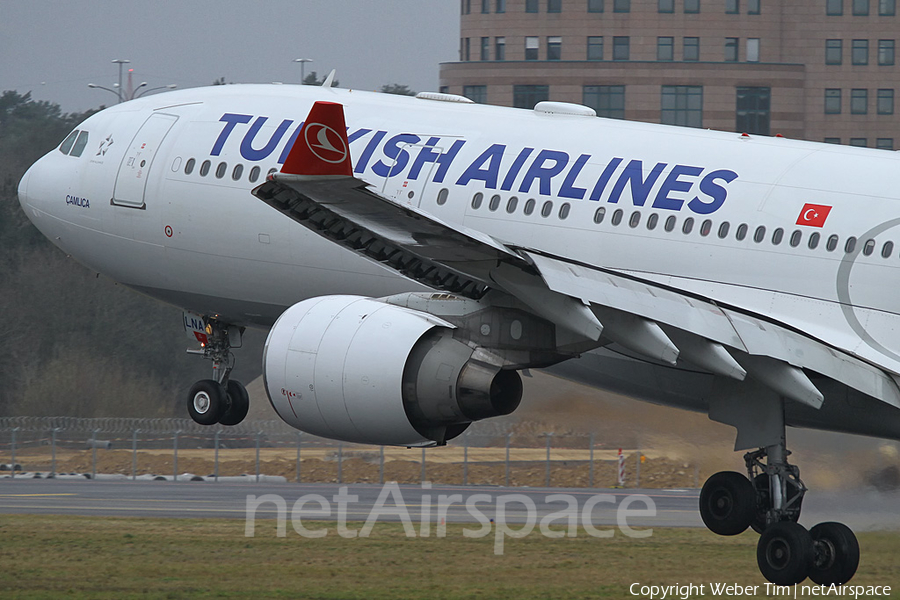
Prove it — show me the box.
[113,113,178,208]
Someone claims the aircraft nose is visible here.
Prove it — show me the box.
[17,163,31,210]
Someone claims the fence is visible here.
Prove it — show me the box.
[0,417,702,488]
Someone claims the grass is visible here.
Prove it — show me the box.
[0,515,897,599]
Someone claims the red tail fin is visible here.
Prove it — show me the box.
[281,101,353,177]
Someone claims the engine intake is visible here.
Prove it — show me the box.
[264,295,522,446]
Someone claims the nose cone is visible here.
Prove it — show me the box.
[17,163,31,210]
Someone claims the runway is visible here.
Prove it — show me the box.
[1,478,897,530]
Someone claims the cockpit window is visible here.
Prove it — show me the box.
[70,131,90,157]
[59,130,79,155]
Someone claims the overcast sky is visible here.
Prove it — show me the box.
[0,0,460,113]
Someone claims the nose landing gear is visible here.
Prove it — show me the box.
[185,317,249,427]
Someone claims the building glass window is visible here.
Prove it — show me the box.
[659,0,674,12]
[725,37,739,61]
[613,36,630,60]
[824,137,841,144]
[736,87,770,135]
[849,138,868,147]
[749,0,761,13]
[880,0,896,15]
[853,0,870,14]
[661,85,703,128]
[684,37,700,61]
[614,0,630,12]
[464,37,471,61]
[827,0,843,14]
[588,0,604,12]
[497,0,506,12]
[525,36,539,60]
[747,38,760,61]
[584,85,626,119]
[685,0,700,12]
[464,85,488,104]
[658,37,674,61]
[851,88,868,114]
[548,0,562,11]
[526,0,538,12]
[726,0,739,13]
[514,85,549,109]
[496,37,506,60]
[547,36,562,60]
[852,39,869,64]
[825,89,842,113]
[826,39,843,64]
[482,0,490,13]
[587,36,603,60]
[878,88,894,114]
[878,40,895,65]
[877,138,895,149]
[481,37,490,60]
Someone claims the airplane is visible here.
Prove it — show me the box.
[17,76,900,586]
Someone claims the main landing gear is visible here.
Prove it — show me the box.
[185,318,250,427]
[699,438,859,586]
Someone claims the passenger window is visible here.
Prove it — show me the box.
[593,207,606,224]
[647,213,659,230]
[200,160,211,177]
[524,198,536,215]
[216,162,227,179]
[559,203,571,219]
[59,130,79,155]
[507,197,518,213]
[472,192,484,209]
[736,223,748,241]
[700,219,712,236]
[629,211,641,228]
[70,131,90,157]
[863,239,875,256]
[808,232,820,249]
[249,166,261,183]
[882,241,894,258]
[489,194,501,211]
[267,167,278,177]
[682,217,694,234]
[718,222,730,239]
[753,226,766,243]
[826,234,839,251]
[611,209,624,225]
[541,201,553,217]
[772,228,784,245]
[845,237,857,253]
[232,164,244,181]
[665,215,677,232]
[789,230,802,247]
[184,158,196,175]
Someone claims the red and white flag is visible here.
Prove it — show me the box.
[796,203,832,227]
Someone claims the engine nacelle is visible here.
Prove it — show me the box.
[264,295,522,446]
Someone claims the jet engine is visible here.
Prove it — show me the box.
[263,295,523,445]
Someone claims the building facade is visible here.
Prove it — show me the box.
[439,0,899,148]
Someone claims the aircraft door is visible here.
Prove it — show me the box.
[379,141,448,208]
[113,113,178,208]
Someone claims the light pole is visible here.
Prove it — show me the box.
[134,84,177,99]
[294,58,313,84]
[111,59,130,102]
[87,83,121,102]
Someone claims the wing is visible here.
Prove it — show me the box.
[253,101,900,445]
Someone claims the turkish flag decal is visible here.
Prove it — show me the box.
[796,203,832,227]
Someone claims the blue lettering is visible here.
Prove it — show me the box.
[408,137,464,182]
[456,144,506,188]
[240,117,293,161]
[608,160,666,207]
[372,133,422,178]
[211,113,252,156]
[652,165,703,211]
[688,169,738,214]
[589,157,623,201]
[277,121,306,164]
[500,148,534,192]
[355,130,387,174]
[518,150,569,196]
[558,154,591,200]
[432,139,465,183]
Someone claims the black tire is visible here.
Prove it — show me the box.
[699,471,756,536]
[751,473,804,533]
[809,522,860,585]
[219,379,250,426]
[187,380,226,425]
[757,521,815,585]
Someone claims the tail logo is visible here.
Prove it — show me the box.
[304,123,348,164]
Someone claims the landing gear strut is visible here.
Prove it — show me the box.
[185,317,249,427]
[699,401,859,585]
